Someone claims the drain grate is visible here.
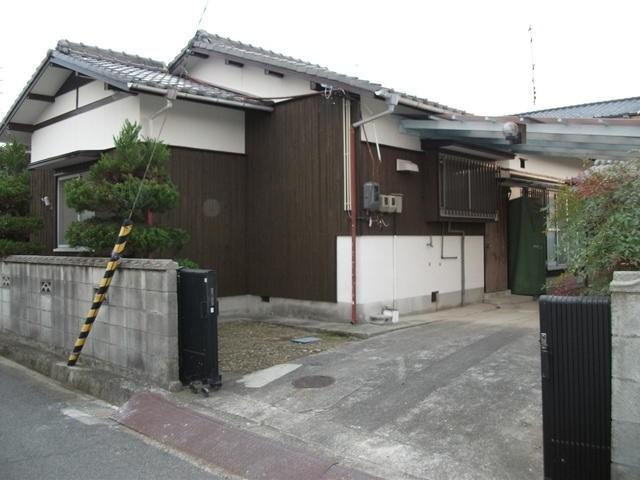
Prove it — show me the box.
[292,375,335,389]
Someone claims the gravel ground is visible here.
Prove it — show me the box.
[218,320,354,375]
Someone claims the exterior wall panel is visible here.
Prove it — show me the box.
[160,147,247,297]
[245,95,346,302]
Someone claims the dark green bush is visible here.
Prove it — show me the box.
[551,157,640,294]
[63,120,188,258]
[0,140,43,256]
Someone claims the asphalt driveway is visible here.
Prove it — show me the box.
[182,299,542,480]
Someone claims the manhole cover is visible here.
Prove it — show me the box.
[292,375,335,389]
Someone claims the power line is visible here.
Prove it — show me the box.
[529,24,537,106]
[196,0,209,31]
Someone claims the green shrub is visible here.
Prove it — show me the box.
[0,141,43,256]
[64,120,188,258]
[551,157,640,294]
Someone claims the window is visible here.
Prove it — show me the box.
[438,152,499,221]
[56,173,94,249]
[546,191,567,270]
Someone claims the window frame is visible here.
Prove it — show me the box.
[546,190,567,271]
[55,172,93,252]
[438,152,500,221]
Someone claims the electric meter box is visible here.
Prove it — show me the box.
[363,182,380,211]
[380,194,404,213]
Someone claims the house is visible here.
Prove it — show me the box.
[2,32,637,321]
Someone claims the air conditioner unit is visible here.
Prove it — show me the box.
[396,158,419,173]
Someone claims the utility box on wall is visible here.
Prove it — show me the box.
[379,194,403,213]
[363,182,380,211]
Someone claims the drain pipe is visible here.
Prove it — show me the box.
[147,88,177,138]
[375,89,448,115]
[447,222,466,306]
[347,94,400,324]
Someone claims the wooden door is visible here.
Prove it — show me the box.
[484,187,509,292]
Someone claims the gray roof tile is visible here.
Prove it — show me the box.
[55,40,268,106]
[172,30,465,114]
[519,96,640,119]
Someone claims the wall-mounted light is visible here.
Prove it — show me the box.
[41,196,51,208]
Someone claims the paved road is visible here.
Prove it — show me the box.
[0,357,223,480]
[184,300,543,480]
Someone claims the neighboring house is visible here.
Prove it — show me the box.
[402,96,640,294]
[2,32,638,320]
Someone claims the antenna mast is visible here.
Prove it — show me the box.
[529,25,537,106]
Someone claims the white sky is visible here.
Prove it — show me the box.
[0,0,638,118]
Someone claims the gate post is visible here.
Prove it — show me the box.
[610,271,640,480]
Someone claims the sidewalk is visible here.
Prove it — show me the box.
[246,300,531,339]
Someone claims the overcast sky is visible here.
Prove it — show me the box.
[1,0,638,118]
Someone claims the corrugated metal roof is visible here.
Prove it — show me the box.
[55,40,267,106]
[519,96,640,119]
[171,30,466,114]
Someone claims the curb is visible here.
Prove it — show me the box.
[0,333,148,405]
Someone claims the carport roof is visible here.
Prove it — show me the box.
[401,114,640,161]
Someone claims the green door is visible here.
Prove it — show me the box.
[508,195,547,295]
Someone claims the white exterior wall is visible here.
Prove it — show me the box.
[336,235,484,305]
[498,154,585,181]
[188,54,313,100]
[30,91,247,162]
[30,95,141,162]
[35,81,113,123]
[359,97,422,151]
[141,96,245,154]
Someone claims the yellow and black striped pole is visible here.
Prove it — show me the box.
[67,219,134,366]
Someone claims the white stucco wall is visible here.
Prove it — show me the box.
[359,97,422,151]
[141,96,245,154]
[35,81,113,124]
[498,154,585,181]
[30,95,141,162]
[336,235,484,304]
[30,92,247,162]
[188,54,313,100]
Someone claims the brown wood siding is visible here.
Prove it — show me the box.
[356,142,484,236]
[29,149,248,297]
[29,167,56,252]
[245,95,346,302]
[484,187,510,292]
[161,147,247,297]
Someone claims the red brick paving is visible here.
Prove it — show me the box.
[113,391,380,480]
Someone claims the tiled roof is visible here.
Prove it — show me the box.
[54,40,268,106]
[519,96,640,119]
[171,30,466,114]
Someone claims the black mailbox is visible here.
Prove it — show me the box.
[177,268,221,389]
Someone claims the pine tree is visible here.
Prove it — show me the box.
[64,120,189,257]
[0,140,43,256]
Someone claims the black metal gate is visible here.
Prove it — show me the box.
[539,296,611,480]
[177,268,221,388]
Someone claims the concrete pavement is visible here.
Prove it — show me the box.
[0,357,224,480]
[177,299,542,479]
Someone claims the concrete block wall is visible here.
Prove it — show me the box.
[0,256,179,386]
[610,271,640,479]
